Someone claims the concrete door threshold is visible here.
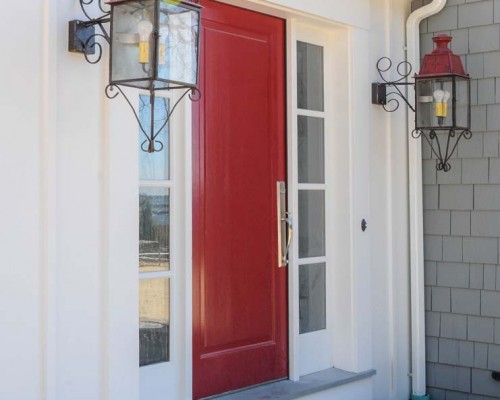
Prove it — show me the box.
[203,367,376,400]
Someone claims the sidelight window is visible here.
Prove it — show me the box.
[297,41,327,336]
[138,94,172,367]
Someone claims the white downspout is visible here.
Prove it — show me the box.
[406,0,447,397]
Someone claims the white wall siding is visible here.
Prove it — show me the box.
[0,1,44,399]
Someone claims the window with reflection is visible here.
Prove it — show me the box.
[297,40,327,335]
[138,94,171,366]
[139,278,170,366]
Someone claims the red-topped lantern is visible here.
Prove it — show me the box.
[415,34,470,131]
[372,34,472,172]
[414,34,471,171]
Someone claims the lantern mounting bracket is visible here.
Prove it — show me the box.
[372,57,415,113]
[68,0,111,64]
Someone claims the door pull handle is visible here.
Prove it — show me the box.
[281,212,293,266]
[277,181,292,267]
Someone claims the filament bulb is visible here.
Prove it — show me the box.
[433,89,444,103]
[433,89,445,119]
[138,19,153,64]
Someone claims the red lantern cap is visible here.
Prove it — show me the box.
[416,34,467,78]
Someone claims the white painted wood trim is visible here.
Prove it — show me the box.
[286,17,300,382]
[182,92,194,400]
[40,1,58,398]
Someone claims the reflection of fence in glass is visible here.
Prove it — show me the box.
[139,191,170,271]
[139,240,169,271]
[139,278,170,366]
[139,321,169,366]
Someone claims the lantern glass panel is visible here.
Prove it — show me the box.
[156,2,200,88]
[455,77,470,129]
[416,77,454,130]
[111,0,155,88]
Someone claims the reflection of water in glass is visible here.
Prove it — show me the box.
[138,95,170,180]
[139,188,170,272]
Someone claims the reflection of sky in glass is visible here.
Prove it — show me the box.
[158,3,199,85]
[139,94,170,180]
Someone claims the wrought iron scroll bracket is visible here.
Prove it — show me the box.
[412,128,472,172]
[372,57,415,113]
[105,85,202,153]
[68,0,111,64]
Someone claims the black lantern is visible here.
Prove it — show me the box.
[69,0,201,153]
[372,34,471,171]
[108,0,200,90]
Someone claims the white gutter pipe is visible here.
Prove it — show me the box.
[406,0,447,397]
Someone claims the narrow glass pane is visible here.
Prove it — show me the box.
[297,41,324,112]
[416,78,454,129]
[298,190,325,258]
[111,1,155,83]
[299,263,326,334]
[139,187,170,272]
[158,2,200,86]
[139,95,170,180]
[139,278,170,366]
[455,78,470,129]
[298,116,325,184]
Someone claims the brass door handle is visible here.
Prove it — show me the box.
[281,212,293,266]
[277,181,292,267]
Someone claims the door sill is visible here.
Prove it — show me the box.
[202,368,376,400]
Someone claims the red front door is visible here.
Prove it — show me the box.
[193,1,287,398]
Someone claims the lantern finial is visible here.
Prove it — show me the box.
[432,34,452,53]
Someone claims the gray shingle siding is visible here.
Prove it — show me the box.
[416,0,500,397]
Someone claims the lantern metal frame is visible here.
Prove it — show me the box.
[372,57,472,172]
[68,0,201,153]
[411,73,472,172]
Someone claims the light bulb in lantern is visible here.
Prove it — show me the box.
[442,90,451,118]
[137,18,153,64]
[433,89,445,126]
[158,27,168,65]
